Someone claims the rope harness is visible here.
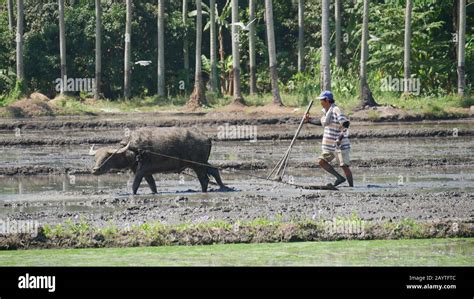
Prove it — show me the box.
[138,149,336,190]
[96,145,308,189]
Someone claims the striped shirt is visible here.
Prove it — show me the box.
[321,104,350,152]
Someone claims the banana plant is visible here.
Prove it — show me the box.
[0,68,16,92]
[189,0,232,94]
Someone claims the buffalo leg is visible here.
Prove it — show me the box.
[132,174,144,195]
[194,168,209,192]
[207,167,228,189]
[144,175,157,194]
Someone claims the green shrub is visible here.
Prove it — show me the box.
[459,96,474,108]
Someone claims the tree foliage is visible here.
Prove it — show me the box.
[0,0,472,100]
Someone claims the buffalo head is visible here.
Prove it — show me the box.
[89,142,134,175]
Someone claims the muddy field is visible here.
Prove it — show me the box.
[0,113,473,241]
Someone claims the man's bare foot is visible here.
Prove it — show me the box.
[334,176,346,187]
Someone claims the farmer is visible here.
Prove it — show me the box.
[304,91,353,187]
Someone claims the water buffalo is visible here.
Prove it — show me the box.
[89,127,228,194]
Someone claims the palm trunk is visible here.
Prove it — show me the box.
[249,0,257,94]
[16,0,24,80]
[7,0,14,31]
[457,0,466,96]
[231,0,245,105]
[297,0,304,72]
[95,0,102,99]
[124,0,132,99]
[321,0,331,91]
[228,68,234,95]
[335,0,341,67]
[187,0,206,108]
[218,27,227,94]
[359,0,377,108]
[264,0,282,106]
[209,0,218,94]
[403,0,412,95]
[183,0,190,93]
[59,0,67,94]
[450,1,458,94]
[157,0,165,98]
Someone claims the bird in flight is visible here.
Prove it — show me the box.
[134,60,152,66]
[229,18,256,31]
[369,34,380,41]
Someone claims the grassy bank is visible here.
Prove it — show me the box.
[0,92,472,119]
[0,238,472,266]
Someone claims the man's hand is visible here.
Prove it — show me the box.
[304,113,311,123]
[305,113,322,126]
[336,131,344,146]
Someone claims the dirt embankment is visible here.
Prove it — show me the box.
[0,219,471,250]
[0,113,295,131]
[0,129,474,146]
[1,110,472,130]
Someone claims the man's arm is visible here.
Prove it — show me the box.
[308,118,321,125]
[336,121,350,145]
[304,107,334,126]
[304,113,321,125]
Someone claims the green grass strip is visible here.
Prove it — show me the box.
[1,238,472,266]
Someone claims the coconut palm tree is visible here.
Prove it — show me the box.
[95,0,102,100]
[403,0,412,95]
[59,0,67,94]
[297,0,304,72]
[359,0,377,107]
[157,0,165,98]
[230,0,245,105]
[124,0,132,99]
[209,0,218,93]
[321,0,331,91]
[249,0,257,94]
[457,0,466,96]
[187,0,207,108]
[7,0,14,31]
[264,0,282,105]
[16,0,24,81]
[183,0,190,93]
[335,0,341,67]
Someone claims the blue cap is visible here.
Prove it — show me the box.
[317,90,334,102]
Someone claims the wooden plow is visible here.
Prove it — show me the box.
[266,100,337,191]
